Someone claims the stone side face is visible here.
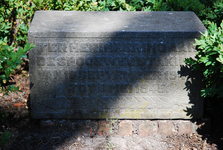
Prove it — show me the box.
[28,11,206,119]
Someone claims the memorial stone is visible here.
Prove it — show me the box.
[28,11,206,119]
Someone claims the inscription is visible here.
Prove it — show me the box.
[35,40,192,55]
[58,42,68,52]
[36,56,185,67]
[49,82,171,95]
[49,43,58,52]
[35,70,182,81]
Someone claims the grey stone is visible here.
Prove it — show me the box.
[28,11,206,119]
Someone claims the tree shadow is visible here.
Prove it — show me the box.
[178,64,223,149]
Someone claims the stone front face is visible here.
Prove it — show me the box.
[28,11,206,119]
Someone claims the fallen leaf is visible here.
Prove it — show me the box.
[14,102,22,107]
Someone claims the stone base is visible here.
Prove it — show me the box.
[40,119,210,136]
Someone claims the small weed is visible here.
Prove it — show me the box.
[105,142,115,150]
[0,131,12,149]
[0,112,9,123]
[105,118,118,150]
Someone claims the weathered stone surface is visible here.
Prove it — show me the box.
[28,11,206,119]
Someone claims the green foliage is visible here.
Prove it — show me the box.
[105,143,116,150]
[184,21,223,98]
[147,0,169,11]
[167,0,205,13]
[0,37,35,94]
[203,1,223,27]
[0,0,35,95]
[0,131,12,148]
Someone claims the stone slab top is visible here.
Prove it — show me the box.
[28,11,206,38]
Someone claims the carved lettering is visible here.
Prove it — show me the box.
[69,70,78,80]
[169,42,177,53]
[57,56,66,66]
[79,42,89,52]
[67,84,75,94]
[156,42,167,53]
[98,84,104,92]
[89,43,99,53]
[88,84,96,93]
[135,42,146,53]
[113,42,122,52]
[127,56,135,66]
[67,57,75,66]
[156,72,167,80]
[105,57,114,66]
[48,43,58,52]
[78,84,86,93]
[133,84,139,93]
[148,57,156,66]
[158,84,166,93]
[156,57,165,66]
[38,43,47,55]
[125,43,134,52]
[45,70,53,79]
[47,57,56,66]
[147,42,154,54]
[33,39,195,112]
[140,84,148,93]
[113,70,122,79]
[144,71,156,80]
[88,71,97,80]
[54,70,69,79]
[120,84,132,93]
[37,57,45,66]
[79,70,87,80]
[104,42,113,52]
[109,84,119,93]
[98,42,104,52]
[137,56,147,66]
[70,43,78,52]
[94,57,103,66]
[58,42,68,52]
[76,56,84,66]
[98,70,105,79]
[37,70,45,78]
[135,71,143,79]
[86,57,94,66]
[118,56,127,66]
[37,70,53,79]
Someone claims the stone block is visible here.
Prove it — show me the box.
[139,121,158,137]
[158,121,174,135]
[118,120,133,136]
[178,121,193,135]
[77,121,97,136]
[28,11,206,119]
[98,121,110,136]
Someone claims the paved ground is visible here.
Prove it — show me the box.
[1,118,217,150]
